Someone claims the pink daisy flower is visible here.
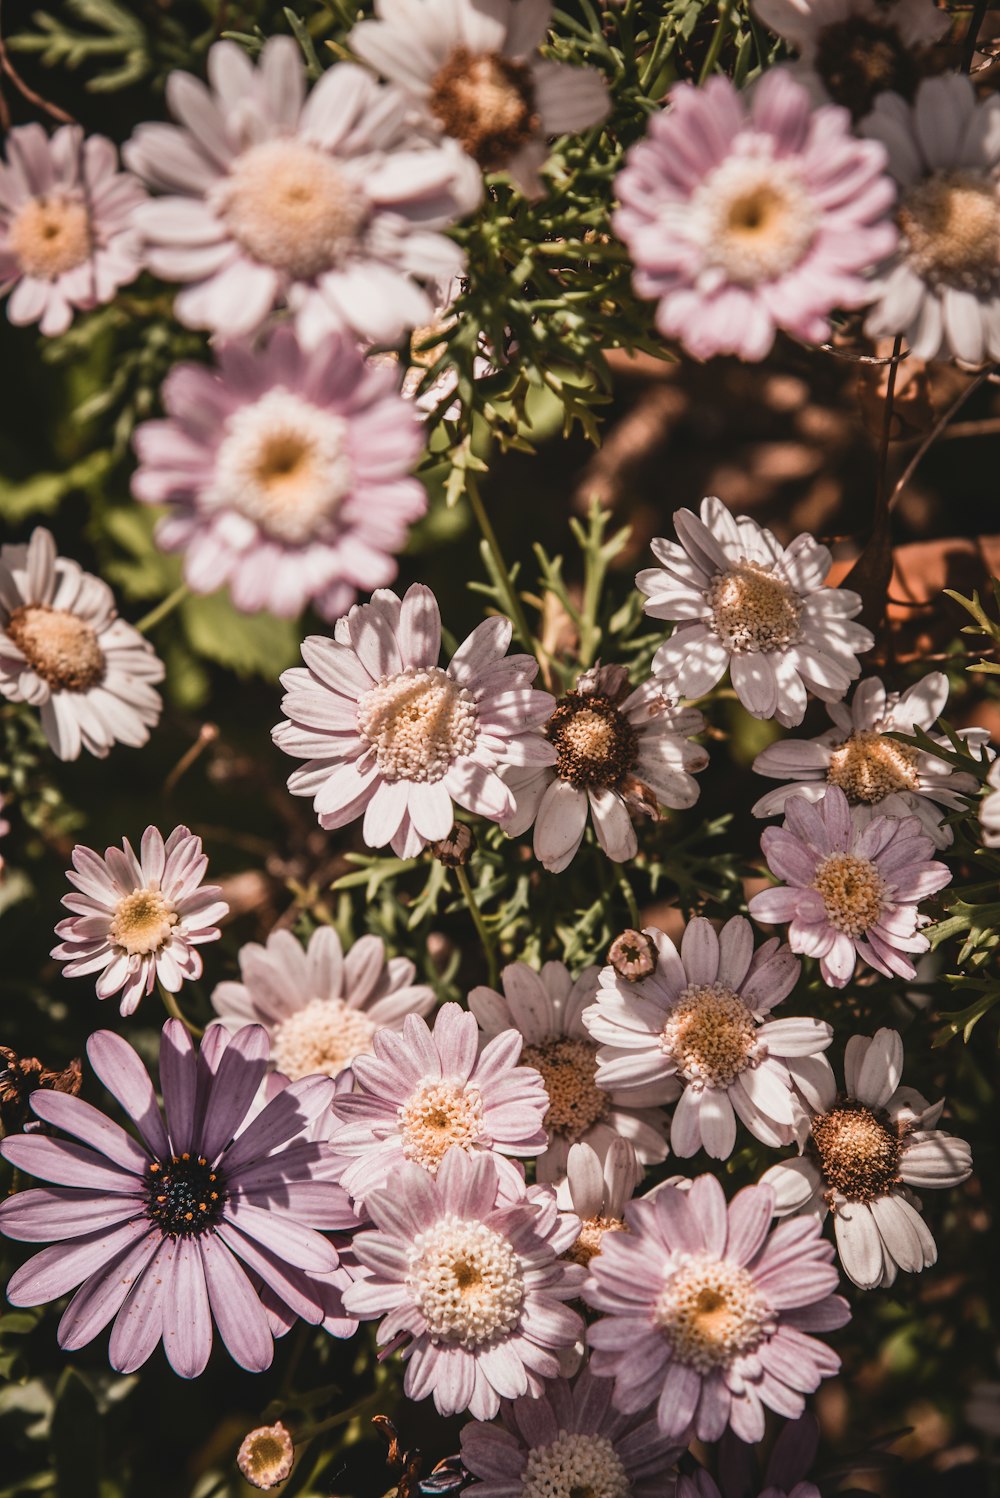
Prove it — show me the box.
[638,497,873,727]
[761,1028,973,1290]
[124,37,479,347]
[0,123,145,337]
[748,785,952,987]
[350,0,609,198]
[0,1022,356,1377]
[0,528,164,762]
[585,1174,849,1444]
[51,826,228,1017]
[557,1137,640,1266]
[342,1147,585,1418]
[460,1361,683,1498]
[501,664,708,872]
[613,69,896,362]
[327,1002,548,1206]
[211,925,435,1081]
[272,584,555,857]
[469,959,669,1182]
[131,326,426,621]
[584,917,833,1159]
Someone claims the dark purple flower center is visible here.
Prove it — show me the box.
[145,1153,227,1236]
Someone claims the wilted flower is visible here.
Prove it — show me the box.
[0,124,145,336]
[608,927,657,982]
[638,498,873,727]
[761,1028,973,1290]
[52,826,228,1016]
[749,786,952,986]
[237,1422,295,1490]
[0,1047,82,1136]
[0,528,164,762]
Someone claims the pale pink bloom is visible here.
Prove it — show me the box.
[749,785,952,987]
[613,70,897,362]
[638,497,873,728]
[124,37,480,347]
[272,584,555,857]
[861,76,1000,364]
[0,123,144,337]
[502,664,707,872]
[342,1147,585,1419]
[557,1138,640,1268]
[981,759,1000,847]
[752,672,990,847]
[211,925,434,1081]
[132,326,426,621]
[52,826,228,1017]
[585,1174,849,1444]
[350,0,609,197]
[761,1028,972,1289]
[584,918,832,1159]
[469,960,669,1181]
[0,528,164,762]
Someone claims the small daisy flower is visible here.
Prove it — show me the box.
[0,528,164,762]
[980,759,1000,847]
[272,584,555,858]
[501,664,708,872]
[761,1028,973,1290]
[613,70,897,363]
[558,1138,640,1266]
[861,75,1000,365]
[132,326,426,621]
[751,0,949,119]
[470,960,670,1182]
[124,37,479,347]
[327,1002,549,1205]
[237,1422,295,1491]
[0,1021,355,1377]
[460,1361,682,1498]
[748,786,952,987]
[52,826,228,1017]
[585,1174,849,1444]
[342,1147,586,1419]
[0,123,145,337]
[211,925,435,1081]
[638,498,873,728]
[752,672,990,848]
[350,0,609,198]
[583,918,833,1159]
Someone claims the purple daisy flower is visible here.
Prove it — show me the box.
[748,785,952,987]
[327,1002,549,1206]
[123,37,479,347]
[131,326,426,621]
[679,1412,822,1498]
[342,1147,585,1419]
[460,1361,683,1498]
[583,917,833,1159]
[469,959,669,1182]
[0,1021,358,1377]
[613,70,897,362]
[52,826,229,1016]
[212,925,435,1082]
[272,584,555,857]
[0,124,145,337]
[585,1174,849,1444]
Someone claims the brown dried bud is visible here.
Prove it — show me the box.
[607,929,657,982]
[576,662,631,704]
[619,774,661,821]
[429,824,475,867]
[237,1421,294,1490]
[0,1047,82,1133]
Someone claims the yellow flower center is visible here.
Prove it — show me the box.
[429,48,539,169]
[521,1432,631,1498]
[698,159,819,286]
[706,561,803,653]
[407,1214,525,1346]
[899,171,1000,294]
[826,729,920,805]
[7,195,92,280]
[270,997,377,1080]
[397,1078,485,1172]
[108,888,178,957]
[811,1103,901,1202]
[654,1252,773,1373]
[5,605,106,692]
[357,666,478,784]
[521,1036,611,1141]
[660,982,758,1088]
[812,852,885,937]
[566,1215,627,1267]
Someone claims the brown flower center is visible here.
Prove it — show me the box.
[811,1102,901,1201]
[812,852,885,938]
[547,693,638,790]
[898,171,1000,295]
[814,16,918,119]
[706,561,802,653]
[660,982,758,1088]
[521,1036,610,1141]
[6,605,106,692]
[7,194,92,280]
[429,48,539,169]
[827,729,920,804]
[566,1215,627,1267]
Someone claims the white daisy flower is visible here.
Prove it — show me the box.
[557,1137,640,1266]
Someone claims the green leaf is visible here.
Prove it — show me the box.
[0,450,114,523]
[180,591,300,679]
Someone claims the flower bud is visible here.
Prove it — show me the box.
[607,929,656,982]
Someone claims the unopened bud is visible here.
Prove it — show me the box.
[607,929,656,982]
[430,824,475,867]
[237,1421,294,1490]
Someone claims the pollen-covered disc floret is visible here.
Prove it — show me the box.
[271,999,377,1081]
[521,1038,611,1141]
[691,158,819,287]
[5,606,105,692]
[547,693,639,789]
[827,731,919,802]
[706,562,803,654]
[811,852,886,937]
[357,667,479,784]
[521,1433,630,1498]
[811,1104,900,1202]
[429,50,539,170]
[144,1153,227,1236]
[660,983,758,1088]
[108,888,178,957]
[407,1214,525,1346]
[398,1080,487,1172]
[654,1252,774,1374]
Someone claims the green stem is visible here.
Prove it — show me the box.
[135,583,189,636]
[698,0,732,83]
[455,864,499,989]
[618,869,641,929]
[158,982,203,1038]
[465,472,537,658]
[296,1389,385,1443]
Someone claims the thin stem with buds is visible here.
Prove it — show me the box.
[454,863,499,988]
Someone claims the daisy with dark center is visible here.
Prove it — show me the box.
[761,1028,972,1290]
[52,826,228,1016]
[639,498,872,727]
[349,0,609,197]
[502,664,707,872]
[0,1022,358,1376]
[557,1138,639,1267]
[584,917,832,1159]
[585,1174,848,1444]
[469,959,670,1182]
[0,528,164,762]
[748,785,952,987]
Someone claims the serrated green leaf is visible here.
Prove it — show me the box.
[179,591,300,680]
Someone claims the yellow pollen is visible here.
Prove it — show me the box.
[407,1214,525,1346]
[698,158,818,285]
[654,1253,773,1373]
[521,1432,631,1498]
[6,605,106,693]
[357,666,478,784]
[547,693,638,790]
[108,888,178,957]
[237,1421,295,1490]
[7,194,92,280]
[429,48,539,169]
[660,982,757,1088]
[566,1215,627,1267]
[521,1037,610,1141]
[826,729,920,805]
[270,997,377,1080]
[706,561,802,653]
[812,852,885,938]
[397,1079,485,1172]
[899,171,1000,293]
[811,1103,901,1202]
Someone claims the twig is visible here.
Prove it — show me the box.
[876,334,904,510]
[163,724,219,797]
[0,0,75,126]
[962,0,989,71]
[888,369,993,510]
